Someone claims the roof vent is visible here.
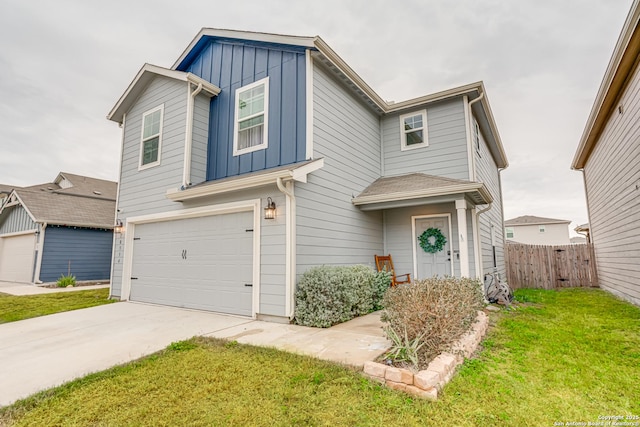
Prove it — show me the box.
[93,190,102,195]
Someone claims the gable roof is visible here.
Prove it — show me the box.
[0,173,117,229]
[352,173,493,208]
[108,64,221,124]
[572,0,640,169]
[169,28,507,168]
[504,215,571,226]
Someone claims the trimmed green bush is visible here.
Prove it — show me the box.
[294,265,391,328]
[382,276,484,368]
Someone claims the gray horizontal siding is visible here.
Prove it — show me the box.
[40,226,113,282]
[584,61,640,305]
[296,62,383,276]
[474,115,506,279]
[118,76,188,218]
[190,93,211,185]
[0,205,36,234]
[382,98,469,179]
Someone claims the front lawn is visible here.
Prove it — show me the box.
[0,288,114,324]
[1,288,638,426]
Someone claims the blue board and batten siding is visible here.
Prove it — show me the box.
[179,39,307,180]
[40,226,113,282]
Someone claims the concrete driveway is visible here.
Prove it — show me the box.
[0,302,389,407]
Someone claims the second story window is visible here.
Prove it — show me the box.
[400,110,428,151]
[234,77,269,156]
[139,105,163,169]
[539,225,546,233]
[473,119,481,155]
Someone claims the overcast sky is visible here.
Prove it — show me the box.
[0,0,632,235]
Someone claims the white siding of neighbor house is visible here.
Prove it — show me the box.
[382,98,469,179]
[295,62,383,276]
[111,75,286,316]
[583,61,640,306]
[506,223,570,246]
[384,202,476,279]
[473,117,506,278]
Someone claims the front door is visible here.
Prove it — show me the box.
[414,216,452,279]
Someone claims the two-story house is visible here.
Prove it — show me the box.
[107,29,508,322]
[504,215,571,245]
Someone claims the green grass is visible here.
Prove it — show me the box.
[1,288,638,426]
[0,288,114,323]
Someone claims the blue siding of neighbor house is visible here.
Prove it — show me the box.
[40,226,113,282]
[180,39,307,180]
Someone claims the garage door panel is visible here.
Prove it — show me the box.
[130,211,254,316]
[0,233,36,282]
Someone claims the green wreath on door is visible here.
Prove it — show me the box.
[418,228,447,253]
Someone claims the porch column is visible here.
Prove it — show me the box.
[455,199,470,277]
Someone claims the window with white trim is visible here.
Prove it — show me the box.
[233,77,269,156]
[505,227,514,239]
[399,110,428,150]
[539,225,546,233]
[139,105,163,169]
[473,119,481,155]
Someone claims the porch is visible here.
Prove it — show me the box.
[352,173,494,280]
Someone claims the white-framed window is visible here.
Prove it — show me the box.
[399,110,428,151]
[139,105,164,169]
[473,119,481,155]
[233,77,269,156]
[505,227,514,239]
[539,225,546,233]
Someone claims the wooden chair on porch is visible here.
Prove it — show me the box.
[374,254,411,287]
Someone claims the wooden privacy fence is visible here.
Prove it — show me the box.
[505,243,598,289]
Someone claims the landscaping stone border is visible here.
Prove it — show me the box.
[363,310,489,400]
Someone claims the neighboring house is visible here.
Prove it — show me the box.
[570,236,587,244]
[0,184,20,207]
[572,0,640,306]
[504,215,571,245]
[107,29,508,322]
[574,223,590,243]
[0,172,116,283]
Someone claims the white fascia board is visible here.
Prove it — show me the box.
[573,0,640,169]
[352,183,492,206]
[107,64,220,123]
[172,28,317,70]
[166,159,324,202]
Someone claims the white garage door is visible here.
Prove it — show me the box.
[129,211,254,316]
[0,233,36,282]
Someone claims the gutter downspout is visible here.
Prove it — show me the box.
[33,222,47,284]
[183,83,204,188]
[467,92,485,181]
[276,177,296,319]
[473,203,492,279]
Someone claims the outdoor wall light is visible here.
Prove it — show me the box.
[264,197,276,220]
[114,219,125,234]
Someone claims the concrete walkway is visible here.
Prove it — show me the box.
[0,302,389,407]
[0,280,110,296]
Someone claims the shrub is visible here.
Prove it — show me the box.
[381,276,484,367]
[294,265,391,328]
[56,274,76,288]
